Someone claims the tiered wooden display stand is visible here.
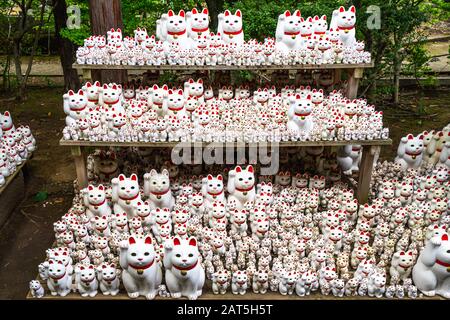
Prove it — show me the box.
[66,62,391,204]
[28,62,398,300]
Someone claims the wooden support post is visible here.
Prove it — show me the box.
[71,146,88,190]
[346,68,364,99]
[356,145,380,204]
[82,68,92,82]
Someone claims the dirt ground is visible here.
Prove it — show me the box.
[0,86,449,299]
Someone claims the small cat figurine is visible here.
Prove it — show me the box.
[218,10,244,46]
[144,169,175,210]
[63,90,88,127]
[46,260,73,297]
[287,93,314,135]
[227,165,256,210]
[97,263,120,296]
[119,236,162,300]
[75,264,98,297]
[112,174,142,219]
[29,280,44,298]
[164,236,205,300]
[187,8,210,39]
[202,174,226,208]
[82,184,111,219]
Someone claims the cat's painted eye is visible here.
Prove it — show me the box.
[176,254,181,257]
[144,252,149,256]
[131,253,136,256]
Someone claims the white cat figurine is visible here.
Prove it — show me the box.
[412,233,450,298]
[164,236,205,300]
[144,169,175,210]
[119,236,162,299]
[46,259,73,297]
[112,174,142,219]
[227,165,256,210]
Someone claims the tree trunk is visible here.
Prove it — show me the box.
[19,0,47,99]
[205,0,224,31]
[52,0,80,91]
[88,0,127,83]
[12,39,24,100]
[393,58,400,104]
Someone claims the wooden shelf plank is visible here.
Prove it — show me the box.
[59,139,392,148]
[73,62,374,72]
[0,161,28,195]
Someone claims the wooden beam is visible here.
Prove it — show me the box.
[356,145,379,204]
[71,146,88,190]
[60,139,392,148]
[72,62,374,72]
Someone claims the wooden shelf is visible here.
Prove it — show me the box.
[73,62,374,72]
[0,161,28,195]
[27,280,441,300]
[60,139,392,148]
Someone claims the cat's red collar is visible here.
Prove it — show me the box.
[168,29,186,36]
[436,259,450,268]
[88,98,98,103]
[208,190,223,196]
[81,277,96,284]
[129,259,155,271]
[191,27,209,33]
[173,260,198,271]
[405,151,421,156]
[314,31,326,35]
[103,98,120,105]
[119,193,139,201]
[151,189,169,196]
[50,272,66,281]
[153,101,163,106]
[301,33,312,37]
[235,185,254,192]
[70,106,86,112]
[224,28,243,36]
[284,31,300,36]
[169,106,184,112]
[338,25,355,31]
[90,198,106,207]
[114,123,126,128]
[295,112,311,117]
[2,124,13,132]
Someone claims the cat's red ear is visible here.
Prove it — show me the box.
[247,165,254,173]
[131,174,138,181]
[88,185,94,191]
[179,10,185,18]
[224,10,231,16]
[217,175,223,181]
[145,236,152,245]
[168,10,174,17]
[203,8,208,15]
[235,9,242,17]
[295,10,301,17]
[98,184,104,191]
[442,234,449,241]
[192,8,198,14]
[118,174,125,181]
[173,237,181,246]
[189,237,197,246]
[129,237,136,245]
[350,6,356,13]
[235,166,242,173]
[284,10,291,17]
[339,6,345,12]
